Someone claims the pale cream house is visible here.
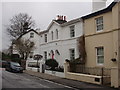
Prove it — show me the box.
[82,0,120,87]
[82,1,120,69]
[64,1,120,87]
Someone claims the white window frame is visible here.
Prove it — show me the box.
[95,16,103,32]
[69,48,75,60]
[30,33,34,38]
[29,51,34,58]
[70,25,75,38]
[44,51,47,61]
[96,47,104,65]
[56,29,58,39]
[44,34,47,42]
[51,31,53,40]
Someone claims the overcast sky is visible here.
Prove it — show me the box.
[1,0,113,51]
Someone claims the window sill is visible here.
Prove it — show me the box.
[96,30,103,33]
[96,64,104,67]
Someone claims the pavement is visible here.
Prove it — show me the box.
[2,70,75,89]
[24,70,118,90]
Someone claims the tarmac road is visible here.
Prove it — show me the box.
[2,70,77,90]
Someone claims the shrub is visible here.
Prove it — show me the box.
[11,54,21,63]
[45,59,58,70]
[2,53,11,60]
[68,58,81,72]
[55,66,64,72]
[69,58,81,64]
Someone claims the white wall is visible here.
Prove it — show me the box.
[39,21,83,67]
[16,20,83,67]
[19,31,40,60]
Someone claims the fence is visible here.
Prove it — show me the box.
[70,64,111,76]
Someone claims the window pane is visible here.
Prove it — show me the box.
[51,31,53,40]
[70,25,75,37]
[97,47,104,65]
[70,49,75,60]
[44,51,47,61]
[97,47,104,55]
[96,17,103,31]
[56,29,58,39]
[97,56,104,64]
[30,33,34,38]
[45,34,47,42]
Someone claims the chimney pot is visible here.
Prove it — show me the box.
[57,15,60,20]
[62,16,63,20]
[64,16,66,21]
[60,15,62,20]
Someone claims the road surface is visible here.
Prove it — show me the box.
[2,70,77,89]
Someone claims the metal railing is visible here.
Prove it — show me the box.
[70,65,111,76]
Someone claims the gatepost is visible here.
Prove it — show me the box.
[111,67,119,88]
[39,60,45,73]
[64,61,70,75]
[26,60,29,70]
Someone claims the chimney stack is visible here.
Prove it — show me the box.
[57,15,60,20]
[56,15,67,21]
[92,0,107,12]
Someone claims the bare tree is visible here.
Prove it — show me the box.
[7,13,35,39]
[14,39,35,60]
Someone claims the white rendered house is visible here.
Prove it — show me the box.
[12,16,84,68]
[39,16,83,67]
[12,29,40,63]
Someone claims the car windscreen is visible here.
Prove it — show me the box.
[11,62,20,66]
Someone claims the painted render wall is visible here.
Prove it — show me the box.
[84,2,120,68]
[39,21,83,66]
[21,31,40,60]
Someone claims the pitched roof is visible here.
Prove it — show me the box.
[61,17,82,27]
[82,1,118,19]
[54,20,67,24]
[39,30,48,35]
[17,29,39,40]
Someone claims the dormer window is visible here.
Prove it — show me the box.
[96,16,103,32]
[30,33,34,38]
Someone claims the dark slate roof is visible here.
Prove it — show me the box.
[17,29,39,40]
[82,1,118,19]
[54,20,67,24]
[39,30,48,35]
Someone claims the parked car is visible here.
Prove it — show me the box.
[5,61,23,73]
[0,60,7,68]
